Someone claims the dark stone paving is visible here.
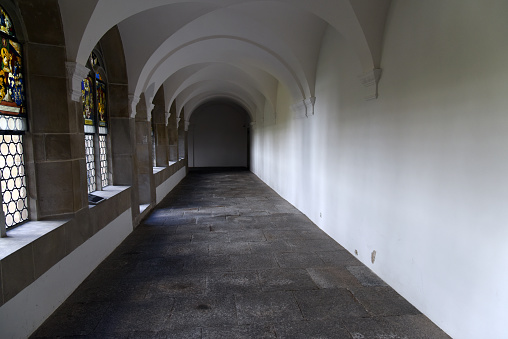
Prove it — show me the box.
[32,169,450,339]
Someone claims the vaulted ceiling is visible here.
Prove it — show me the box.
[59,0,391,122]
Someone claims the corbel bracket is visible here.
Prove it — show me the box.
[359,69,382,101]
[65,62,89,102]
[165,111,171,126]
[128,94,140,118]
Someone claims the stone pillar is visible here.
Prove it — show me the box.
[135,95,155,206]
[168,102,178,162]
[177,115,188,167]
[100,26,138,224]
[19,0,88,220]
[151,87,169,167]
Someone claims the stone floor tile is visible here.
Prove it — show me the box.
[258,268,319,291]
[249,239,298,254]
[125,256,186,280]
[229,229,267,242]
[146,274,207,298]
[359,297,421,317]
[202,324,276,339]
[293,288,369,320]
[191,231,230,243]
[175,224,213,234]
[163,216,197,227]
[316,250,362,266]
[306,267,363,289]
[383,314,451,338]
[165,243,210,256]
[95,299,174,333]
[151,233,192,245]
[206,271,261,294]
[32,301,111,337]
[275,252,326,268]
[347,266,388,287]
[196,215,227,225]
[67,279,151,303]
[183,254,233,273]
[235,291,304,325]
[157,328,203,339]
[208,241,251,255]
[340,316,401,339]
[263,230,305,241]
[168,294,237,328]
[230,253,279,270]
[274,320,352,339]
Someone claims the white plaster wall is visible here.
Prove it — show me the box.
[189,103,250,167]
[251,1,508,338]
[0,209,133,339]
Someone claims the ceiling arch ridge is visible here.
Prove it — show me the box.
[161,62,279,116]
[167,63,277,116]
[127,3,315,98]
[175,80,261,122]
[161,64,212,114]
[61,0,383,79]
[184,93,256,125]
[139,36,309,105]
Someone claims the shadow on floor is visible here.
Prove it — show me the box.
[32,169,450,339]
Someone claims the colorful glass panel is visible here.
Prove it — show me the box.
[96,80,107,128]
[0,37,25,118]
[82,75,94,126]
[0,6,14,38]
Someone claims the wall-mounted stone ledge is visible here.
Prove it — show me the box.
[0,186,132,306]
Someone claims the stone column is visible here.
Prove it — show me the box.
[151,88,169,167]
[19,0,88,220]
[134,95,155,206]
[168,102,178,162]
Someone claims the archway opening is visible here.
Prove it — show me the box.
[188,100,251,169]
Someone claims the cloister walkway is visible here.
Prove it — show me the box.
[32,169,449,338]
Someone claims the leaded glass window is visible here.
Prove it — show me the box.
[99,134,108,187]
[82,49,109,194]
[0,5,28,229]
[0,134,27,227]
[85,134,96,192]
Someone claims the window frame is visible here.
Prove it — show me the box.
[82,47,112,198]
[0,4,29,233]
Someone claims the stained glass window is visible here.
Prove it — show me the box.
[82,75,94,132]
[82,49,109,194]
[0,6,28,229]
[0,6,26,132]
[97,80,107,130]
[0,7,14,38]
[85,134,96,193]
[99,135,108,187]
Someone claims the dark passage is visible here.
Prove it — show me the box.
[32,170,449,338]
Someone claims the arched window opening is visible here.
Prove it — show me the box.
[82,49,110,194]
[0,5,28,229]
[151,117,156,167]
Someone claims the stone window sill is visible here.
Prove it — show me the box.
[0,185,131,305]
[88,185,130,208]
[0,219,69,260]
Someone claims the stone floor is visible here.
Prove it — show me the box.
[32,169,450,339]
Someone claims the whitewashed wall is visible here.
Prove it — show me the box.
[251,1,508,338]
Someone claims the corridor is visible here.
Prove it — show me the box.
[32,170,449,338]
